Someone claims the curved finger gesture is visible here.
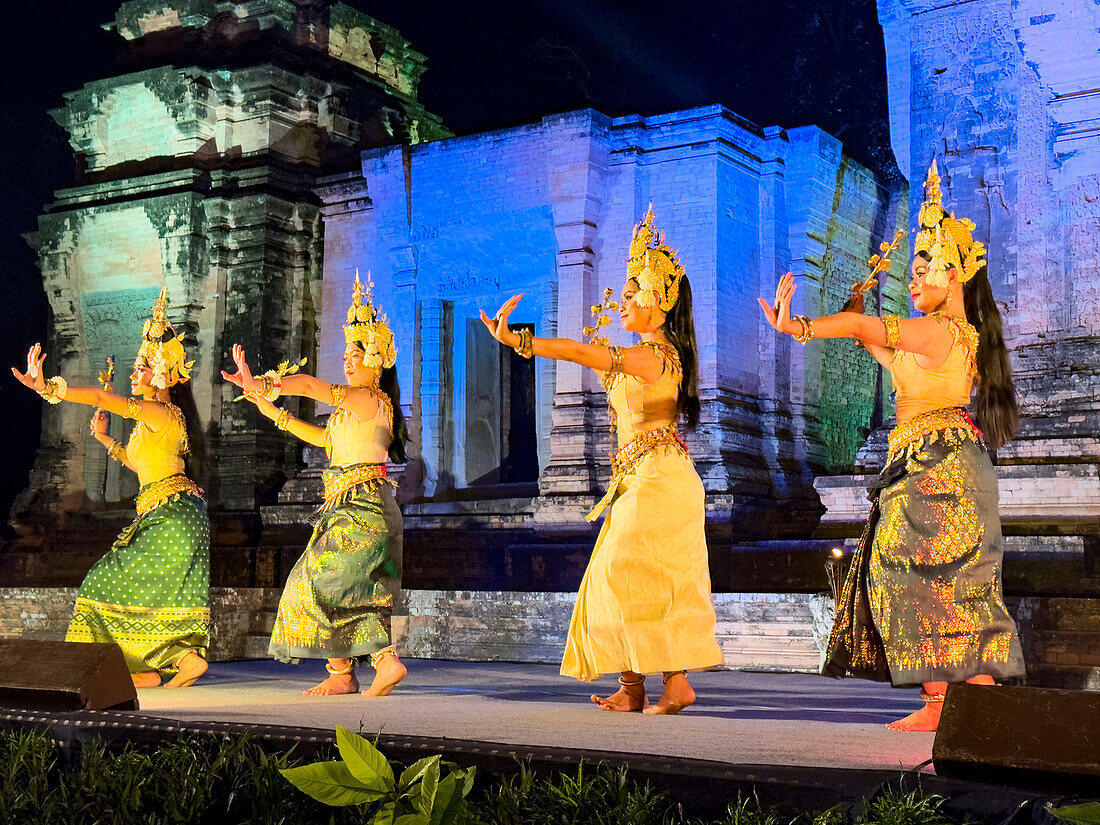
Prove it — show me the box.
[90,408,110,437]
[221,343,259,394]
[757,273,796,335]
[478,294,523,348]
[11,343,47,393]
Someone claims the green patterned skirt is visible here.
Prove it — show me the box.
[824,421,1025,687]
[269,463,403,664]
[65,480,210,673]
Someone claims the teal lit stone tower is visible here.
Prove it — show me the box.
[16,1,445,562]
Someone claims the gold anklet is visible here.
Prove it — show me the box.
[919,690,946,703]
[370,645,397,668]
[325,661,354,676]
[662,670,687,684]
[618,675,645,687]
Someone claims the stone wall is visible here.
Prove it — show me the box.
[312,105,907,536]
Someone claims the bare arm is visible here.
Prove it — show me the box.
[479,294,664,383]
[89,409,138,474]
[221,344,332,404]
[12,344,169,429]
[759,274,953,363]
[248,395,327,448]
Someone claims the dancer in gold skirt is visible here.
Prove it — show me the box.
[759,160,1024,730]
[223,275,407,698]
[481,208,723,714]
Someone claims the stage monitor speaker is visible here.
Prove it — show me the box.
[933,683,1100,792]
[0,639,138,712]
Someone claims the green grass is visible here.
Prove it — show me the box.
[0,728,1054,825]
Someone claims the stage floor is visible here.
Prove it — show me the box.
[134,659,935,772]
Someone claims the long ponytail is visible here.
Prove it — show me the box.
[661,275,701,431]
[962,266,1018,448]
[379,366,409,464]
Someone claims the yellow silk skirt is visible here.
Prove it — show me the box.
[560,447,724,681]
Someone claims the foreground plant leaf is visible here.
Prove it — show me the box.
[280,760,388,807]
[1049,802,1100,825]
[336,724,395,793]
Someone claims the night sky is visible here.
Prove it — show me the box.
[0,0,893,525]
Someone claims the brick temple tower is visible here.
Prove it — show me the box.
[13,0,446,575]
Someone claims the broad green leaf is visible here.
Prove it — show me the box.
[394,815,430,825]
[1049,802,1100,825]
[280,762,386,807]
[417,759,440,818]
[336,725,395,793]
[371,800,397,825]
[459,766,476,799]
[428,775,457,825]
[399,756,440,793]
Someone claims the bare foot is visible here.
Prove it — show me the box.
[164,652,208,689]
[362,653,407,697]
[886,702,942,731]
[643,672,695,715]
[132,671,161,689]
[591,682,648,712]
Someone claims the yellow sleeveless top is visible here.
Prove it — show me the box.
[125,400,188,487]
[888,312,978,422]
[324,387,393,467]
[606,342,682,447]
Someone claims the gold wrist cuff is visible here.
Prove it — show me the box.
[791,315,815,344]
[38,376,68,404]
[513,327,534,359]
[107,440,126,462]
[274,408,291,431]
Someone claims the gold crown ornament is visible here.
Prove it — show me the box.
[914,159,987,288]
[137,287,193,389]
[344,271,397,369]
[627,206,685,312]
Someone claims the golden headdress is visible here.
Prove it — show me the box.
[627,206,685,312]
[344,272,397,369]
[137,287,193,389]
[914,159,986,288]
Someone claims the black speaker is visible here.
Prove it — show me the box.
[0,639,138,711]
[933,683,1100,792]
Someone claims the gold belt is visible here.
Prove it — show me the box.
[586,424,689,522]
[135,474,204,517]
[887,407,979,464]
[322,463,391,510]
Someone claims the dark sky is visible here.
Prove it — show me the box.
[0,0,893,524]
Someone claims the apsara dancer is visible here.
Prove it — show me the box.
[12,288,210,689]
[223,275,408,697]
[481,207,723,714]
[759,160,1024,731]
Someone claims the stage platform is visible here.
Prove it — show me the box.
[137,659,932,772]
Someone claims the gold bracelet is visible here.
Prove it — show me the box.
[107,440,126,462]
[274,408,291,431]
[791,315,815,344]
[38,376,68,404]
[259,372,282,402]
[512,327,534,359]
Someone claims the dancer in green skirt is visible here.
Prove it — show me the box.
[223,274,408,697]
[12,288,210,689]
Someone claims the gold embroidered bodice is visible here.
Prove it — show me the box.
[605,342,683,449]
[889,313,978,423]
[125,401,187,487]
[325,387,393,467]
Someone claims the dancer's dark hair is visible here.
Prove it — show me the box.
[916,251,1018,448]
[167,380,207,484]
[659,275,701,430]
[352,342,408,463]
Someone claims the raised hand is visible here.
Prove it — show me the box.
[90,408,110,437]
[221,343,260,394]
[11,343,47,393]
[757,273,796,335]
[478,294,523,348]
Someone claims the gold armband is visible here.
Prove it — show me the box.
[607,345,624,376]
[38,376,68,404]
[513,328,534,359]
[791,315,815,344]
[881,315,901,349]
[125,397,142,419]
[274,408,291,431]
[330,383,348,408]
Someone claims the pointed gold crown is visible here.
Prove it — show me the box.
[343,271,397,369]
[627,206,685,312]
[137,287,193,389]
[914,159,986,287]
